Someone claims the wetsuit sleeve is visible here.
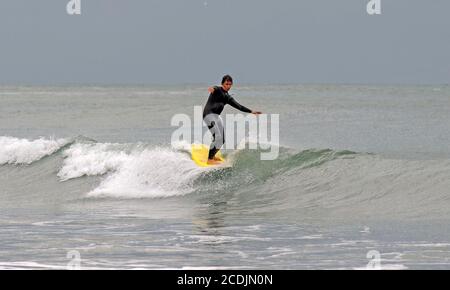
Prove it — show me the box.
[227,96,252,113]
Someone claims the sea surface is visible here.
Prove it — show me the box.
[1,84,450,269]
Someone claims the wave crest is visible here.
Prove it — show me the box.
[0,136,68,165]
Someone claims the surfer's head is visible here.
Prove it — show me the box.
[221,75,233,92]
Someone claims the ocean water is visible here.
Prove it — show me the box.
[1,84,450,269]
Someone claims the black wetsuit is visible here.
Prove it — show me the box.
[203,86,252,160]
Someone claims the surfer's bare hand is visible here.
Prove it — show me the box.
[252,111,262,115]
[208,87,215,94]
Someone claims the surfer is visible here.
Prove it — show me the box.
[203,75,262,165]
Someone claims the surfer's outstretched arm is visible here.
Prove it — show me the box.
[227,97,262,115]
[227,97,252,113]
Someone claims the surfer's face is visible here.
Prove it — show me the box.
[222,81,233,92]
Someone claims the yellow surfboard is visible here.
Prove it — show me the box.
[191,144,225,167]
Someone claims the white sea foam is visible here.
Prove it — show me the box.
[58,143,131,181]
[0,136,68,165]
[88,148,202,198]
[0,261,65,270]
[354,264,408,270]
[59,142,208,198]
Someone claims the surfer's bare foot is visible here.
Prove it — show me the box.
[207,159,221,165]
[213,156,222,161]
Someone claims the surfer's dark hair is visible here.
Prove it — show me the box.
[222,75,233,84]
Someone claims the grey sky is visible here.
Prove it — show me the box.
[0,0,449,85]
